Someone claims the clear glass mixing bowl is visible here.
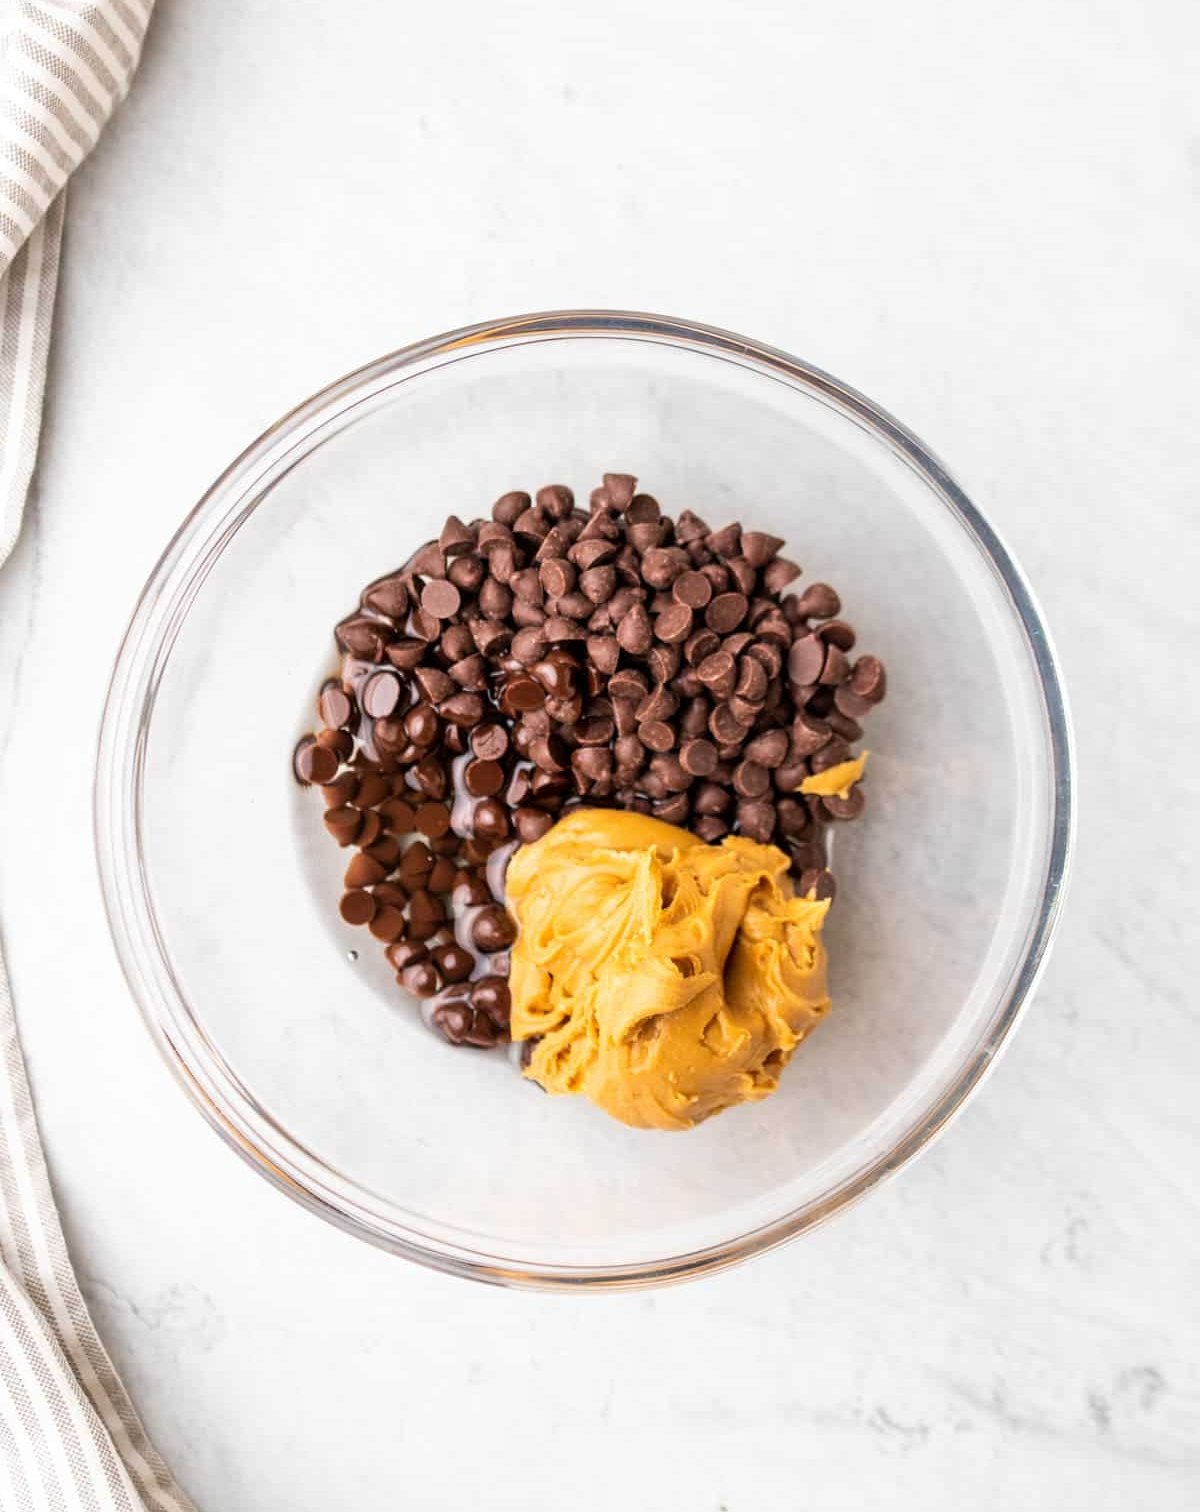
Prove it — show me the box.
[95,311,1073,1288]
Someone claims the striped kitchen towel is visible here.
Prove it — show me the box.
[1,4,195,1508]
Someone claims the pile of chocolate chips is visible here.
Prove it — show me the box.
[293,474,886,1049]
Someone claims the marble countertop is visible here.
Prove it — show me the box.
[1,1,1197,1506]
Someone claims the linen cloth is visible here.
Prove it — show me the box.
[0,4,195,1507]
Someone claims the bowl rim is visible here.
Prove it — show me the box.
[94,308,1075,1290]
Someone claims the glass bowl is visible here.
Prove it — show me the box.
[95,311,1073,1289]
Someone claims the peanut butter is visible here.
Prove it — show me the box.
[506,810,831,1130]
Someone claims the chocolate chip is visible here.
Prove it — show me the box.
[679,737,719,776]
[795,582,841,619]
[705,523,741,558]
[543,615,585,642]
[449,868,490,906]
[536,483,575,518]
[586,635,620,674]
[609,669,650,703]
[400,960,441,996]
[569,538,618,572]
[791,712,831,756]
[649,754,691,792]
[460,758,501,797]
[572,746,614,791]
[788,634,825,685]
[775,797,809,838]
[369,905,408,943]
[641,547,686,588]
[708,705,745,745]
[410,756,446,800]
[539,558,576,598]
[729,694,761,727]
[685,628,720,667]
[318,682,354,730]
[359,670,400,719]
[706,592,749,633]
[635,683,678,723]
[514,806,554,842]
[693,815,728,842]
[429,944,472,983]
[422,856,453,893]
[529,733,569,773]
[509,626,546,666]
[294,737,339,786]
[420,579,461,620]
[811,737,852,772]
[511,508,548,545]
[323,805,362,845]
[471,976,512,1025]
[615,602,653,655]
[817,618,856,651]
[335,616,390,661]
[736,798,776,842]
[440,693,486,725]
[472,798,510,841]
[322,771,359,807]
[654,602,693,644]
[510,567,542,604]
[339,889,376,926]
[434,516,471,557]
[732,760,770,799]
[511,600,546,630]
[408,888,447,939]
[449,653,487,690]
[574,715,616,746]
[627,521,663,553]
[744,728,789,767]
[531,654,580,699]
[414,800,451,838]
[735,657,769,704]
[462,726,504,765]
[447,556,485,594]
[826,707,865,742]
[358,573,408,619]
[638,720,675,753]
[342,852,385,890]
[696,649,737,695]
[849,654,887,703]
[679,698,711,738]
[756,559,797,596]
[833,686,875,721]
[472,905,516,952]
[400,705,436,748]
[626,492,660,525]
[736,531,783,569]
[399,841,434,884]
[578,565,617,605]
[648,643,681,683]
[654,794,691,825]
[384,941,424,973]
[823,787,867,821]
[668,572,711,620]
[479,577,513,619]
[603,473,637,509]
[820,643,852,685]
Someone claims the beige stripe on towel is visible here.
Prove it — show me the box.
[0,4,197,1509]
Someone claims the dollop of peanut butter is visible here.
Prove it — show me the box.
[506,810,831,1130]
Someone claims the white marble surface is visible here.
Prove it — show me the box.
[1,1,1198,1506]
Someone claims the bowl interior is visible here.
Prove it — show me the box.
[126,330,1055,1275]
